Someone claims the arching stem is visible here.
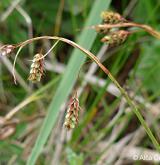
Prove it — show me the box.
[13,35,160,151]
[93,22,160,39]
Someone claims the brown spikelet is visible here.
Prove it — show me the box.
[64,92,81,130]
[0,124,16,140]
[95,27,110,34]
[28,53,44,82]
[101,11,126,24]
[0,45,15,56]
[101,30,130,47]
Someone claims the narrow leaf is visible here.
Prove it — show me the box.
[27,1,111,164]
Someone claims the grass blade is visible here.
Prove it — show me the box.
[27,0,111,164]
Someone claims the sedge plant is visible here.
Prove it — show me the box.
[0,10,160,160]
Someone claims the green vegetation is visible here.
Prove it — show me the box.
[0,0,160,164]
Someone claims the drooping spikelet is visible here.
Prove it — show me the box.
[101,11,126,24]
[28,53,44,82]
[64,92,81,130]
[95,11,126,34]
[101,30,130,47]
[0,45,15,56]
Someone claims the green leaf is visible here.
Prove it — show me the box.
[137,40,160,93]
[27,0,111,164]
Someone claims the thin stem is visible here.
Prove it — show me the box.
[108,73,160,150]
[4,95,41,121]
[14,35,160,151]
[15,36,110,74]
[93,22,160,39]
[37,40,60,60]
[12,45,23,84]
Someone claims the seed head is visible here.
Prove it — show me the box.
[28,53,44,82]
[0,45,15,56]
[64,92,81,130]
[101,11,126,24]
[101,30,130,47]
[95,27,110,34]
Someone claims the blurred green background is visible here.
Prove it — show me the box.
[0,0,160,164]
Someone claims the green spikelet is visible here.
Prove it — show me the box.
[64,92,81,130]
[101,30,130,47]
[101,11,126,24]
[28,53,44,82]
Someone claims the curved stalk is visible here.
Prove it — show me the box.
[14,36,160,151]
[93,22,160,39]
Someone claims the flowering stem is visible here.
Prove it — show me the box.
[14,35,160,151]
[93,22,160,39]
